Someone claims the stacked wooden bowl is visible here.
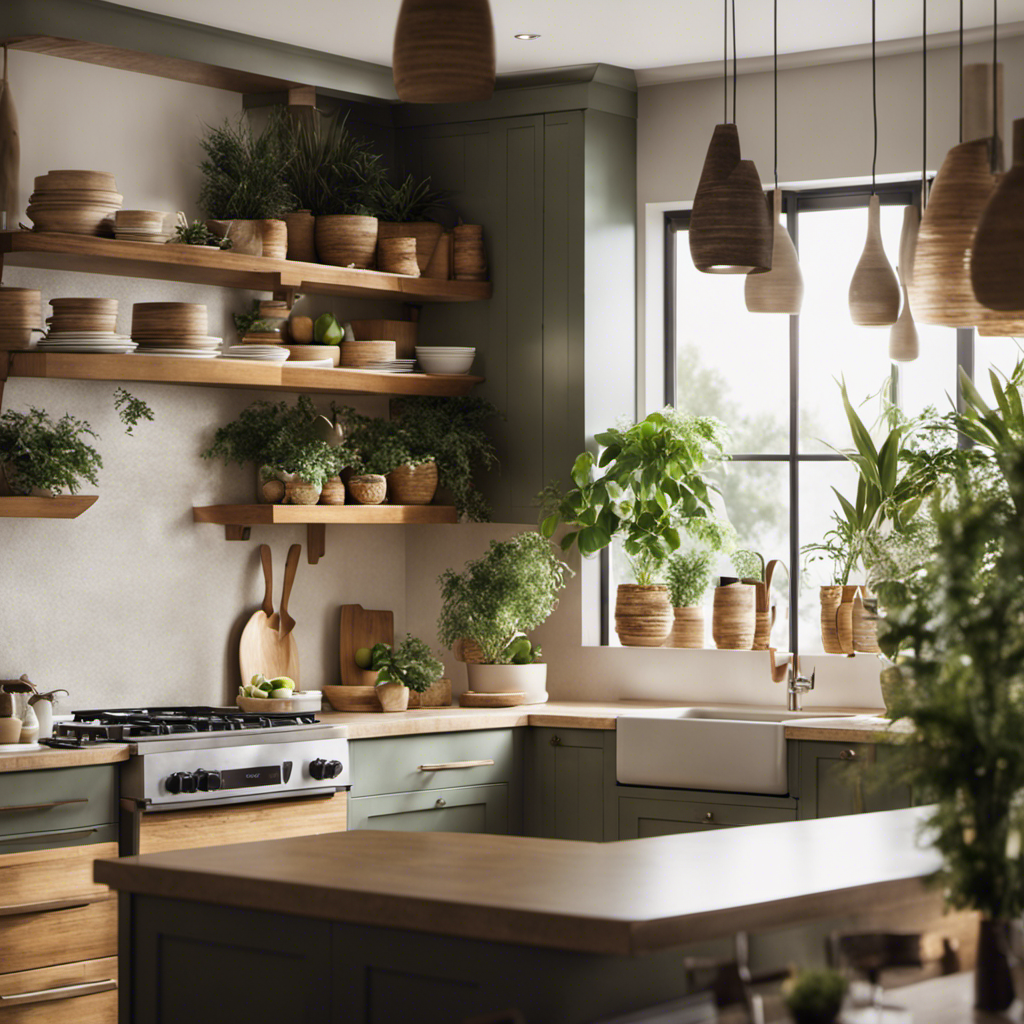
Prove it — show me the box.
[27,171,122,236]
[0,288,42,350]
[339,340,397,368]
[40,298,135,354]
[114,210,173,243]
[130,302,221,358]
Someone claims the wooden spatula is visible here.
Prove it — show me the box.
[278,544,300,637]
[239,545,301,686]
[238,545,274,686]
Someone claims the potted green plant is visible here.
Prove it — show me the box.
[338,411,437,505]
[166,217,232,249]
[663,549,714,649]
[368,634,445,712]
[437,532,571,703]
[197,109,294,257]
[284,111,384,269]
[369,173,447,273]
[782,968,848,1024]
[541,407,727,647]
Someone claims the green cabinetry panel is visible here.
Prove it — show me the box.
[796,741,913,820]
[348,784,509,834]
[618,795,796,840]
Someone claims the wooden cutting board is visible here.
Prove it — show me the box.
[339,604,394,685]
[239,545,301,686]
[458,691,526,708]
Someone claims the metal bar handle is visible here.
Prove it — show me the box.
[0,893,112,918]
[418,759,495,772]
[0,798,88,813]
[0,979,117,1006]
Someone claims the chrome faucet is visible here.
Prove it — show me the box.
[787,657,816,712]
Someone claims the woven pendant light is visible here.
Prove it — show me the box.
[890,206,920,360]
[848,0,899,327]
[689,0,772,275]
[392,0,495,103]
[745,0,802,312]
[972,130,1024,313]
[850,194,901,326]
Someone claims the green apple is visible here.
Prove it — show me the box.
[268,676,295,690]
[354,647,373,669]
[270,688,293,699]
[314,313,342,346]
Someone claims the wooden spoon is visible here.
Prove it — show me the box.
[278,544,300,638]
[261,544,280,630]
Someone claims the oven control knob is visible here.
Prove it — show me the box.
[325,760,344,780]
[196,769,222,792]
[180,772,198,794]
[309,758,328,780]
[166,771,192,795]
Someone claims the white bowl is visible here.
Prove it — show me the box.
[416,349,475,374]
[415,347,475,355]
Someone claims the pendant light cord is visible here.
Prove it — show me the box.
[723,0,728,123]
[993,0,999,171]
[774,0,778,188]
[871,0,878,194]
[731,0,737,123]
[922,0,927,206]
[959,0,963,143]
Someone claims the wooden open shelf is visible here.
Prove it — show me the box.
[7,353,484,398]
[0,232,491,303]
[0,495,98,518]
[194,502,458,564]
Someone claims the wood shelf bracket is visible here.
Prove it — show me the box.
[225,524,251,541]
[307,523,326,565]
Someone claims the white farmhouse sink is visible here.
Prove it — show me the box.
[616,706,860,796]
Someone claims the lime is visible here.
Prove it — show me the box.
[314,313,342,345]
[354,647,373,669]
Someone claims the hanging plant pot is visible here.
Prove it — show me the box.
[205,219,262,256]
[315,214,378,269]
[386,461,438,504]
[664,606,704,649]
[615,584,673,647]
[377,221,443,273]
[712,583,756,650]
[284,210,316,262]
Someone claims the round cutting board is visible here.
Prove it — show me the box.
[458,691,526,708]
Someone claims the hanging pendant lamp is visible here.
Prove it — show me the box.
[392,0,495,103]
[890,206,920,360]
[690,0,772,275]
[849,0,900,327]
[746,0,803,313]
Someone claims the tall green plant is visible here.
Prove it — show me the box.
[664,550,714,608]
[368,173,446,222]
[540,408,728,584]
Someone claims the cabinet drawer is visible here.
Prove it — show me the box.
[0,892,116,974]
[0,767,117,842]
[0,957,117,1022]
[349,784,508,834]
[0,840,117,914]
[350,730,516,797]
[619,796,796,839]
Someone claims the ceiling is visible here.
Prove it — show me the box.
[110,0,1024,80]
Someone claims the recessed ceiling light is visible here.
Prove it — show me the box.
[514,33,541,40]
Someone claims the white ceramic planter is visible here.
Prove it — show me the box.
[465,663,548,704]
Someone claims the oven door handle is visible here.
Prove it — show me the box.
[0,798,88,813]
[0,979,117,1006]
[0,893,112,917]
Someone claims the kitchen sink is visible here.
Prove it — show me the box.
[616,706,862,796]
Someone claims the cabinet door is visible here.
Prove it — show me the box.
[524,728,607,841]
[348,785,508,835]
[796,741,913,820]
[618,797,796,840]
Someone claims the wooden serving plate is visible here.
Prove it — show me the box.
[237,691,321,714]
[458,691,526,708]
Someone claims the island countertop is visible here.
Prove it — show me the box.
[96,805,939,956]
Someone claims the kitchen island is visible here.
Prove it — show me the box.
[97,806,951,1023]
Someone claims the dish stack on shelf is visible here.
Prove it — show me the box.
[114,210,173,243]
[362,358,417,374]
[223,345,290,363]
[38,297,135,354]
[0,287,43,350]
[339,340,397,369]
[131,302,221,359]
[415,346,476,375]
[26,170,122,236]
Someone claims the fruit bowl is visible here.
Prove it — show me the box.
[237,690,322,714]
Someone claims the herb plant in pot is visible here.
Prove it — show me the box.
[437,532,571,704]
[782,969,848,1024]
[0,407,102,496]
[369,635,445,712]
[663,550,714,649]
[339,411,437,505]
[369,173,446,274]
[541,408,728,647]
[198,110,295,257]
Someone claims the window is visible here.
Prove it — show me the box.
[658,181,1013,653]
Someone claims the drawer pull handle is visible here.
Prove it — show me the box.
[0,979,117,1006]
[418,759,495,772]
[0,893,111,918]
[550,735,562,747]
[839,749,858,761]
[0,798,88,814]
[1,827,99,846]
[704,811,714,822]
[434,799,447,809]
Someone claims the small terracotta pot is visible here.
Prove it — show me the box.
[284,210,316,262]
[315,214,378,269]
[712,584,756,649]
[376,682,410,713]
[349,474,387,505]
[319,477,346,505]
[258,218,288,259]
[256,465,285,504]
[284,476,322,506]
[205,219,262,256]
[664,606,704,649]
[386,462,438,504]
[615,584,673,647]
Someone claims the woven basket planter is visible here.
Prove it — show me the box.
[377,236,420,276]
[386,462,438,504]
[378,220,443,273]
[349,474,387,505]
[712,583,755,650]
[315,214,378,269]
[615,585,673,647]
[284,210,316,262]
[258,218,287,260]
[664,606,704,649]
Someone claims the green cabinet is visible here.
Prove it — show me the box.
[796,741,913,820]
[348,784,509,834]
[524,727,612,842]
[618,794,797,839]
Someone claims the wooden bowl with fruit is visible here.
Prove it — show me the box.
[237,674,322,713]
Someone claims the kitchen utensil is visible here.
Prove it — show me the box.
[278,544,300,638]
[28,688,66,739]
[339,604,394,685]
[458,690,526,708]
[237,691,321,714]
[323,684,380,711]
[239,545,300,686]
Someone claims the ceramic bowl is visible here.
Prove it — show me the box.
[415,347,475,374]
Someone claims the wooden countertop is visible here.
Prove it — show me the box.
[96,805,939,956]
[0,742,129,772]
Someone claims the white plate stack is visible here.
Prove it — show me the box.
[362,358,417,373]
[39,297,136,354]
[131,302,221,358]
[415,346,476,375]
[115,210,174,243]
[223,345,289,363]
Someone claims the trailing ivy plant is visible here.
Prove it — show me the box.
[437,532,571,664]
[370,635,444,693]
[540,407,728,585]
[367,173,446,222]
[664,549,714,609]
[336,410,431,477]
[198,109,295,221]
[0,408,102,495]
[113,389,154,436]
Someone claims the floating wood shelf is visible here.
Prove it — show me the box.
[0,232,492,303]
[7,353,484,398]
[194,503,458,564]
[0,495,98,518]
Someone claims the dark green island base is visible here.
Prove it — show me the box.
[97,807,964,1024]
